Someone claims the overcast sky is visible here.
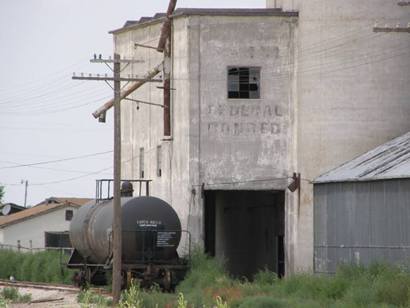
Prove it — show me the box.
[0,0,265,206]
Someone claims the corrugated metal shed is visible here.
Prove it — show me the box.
[316,132,410,183]
[314,180,410,274]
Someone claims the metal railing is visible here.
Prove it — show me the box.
[95,179,153,202]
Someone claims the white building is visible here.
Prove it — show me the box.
[108,2,409,277]
[0,197,91,250]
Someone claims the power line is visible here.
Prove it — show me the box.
[0,94,112,115]
[0,145,157,187]
[0,151,113,170]
[1,86,111,110]
[0,58,89,93]
[29,166,113,186]
[0,159,111,175]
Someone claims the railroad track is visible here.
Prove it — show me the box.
[0,279,79,292]
[0,279,109,295]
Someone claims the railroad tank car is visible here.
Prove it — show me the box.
[67,189,188,290]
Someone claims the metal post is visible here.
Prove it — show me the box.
[112,53,122,304]
[23,180,28,207]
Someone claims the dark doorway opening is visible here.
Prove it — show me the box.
[204,190,285,279]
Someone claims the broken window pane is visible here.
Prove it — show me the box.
[228,67,260,99]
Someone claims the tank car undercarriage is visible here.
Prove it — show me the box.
[69,250,188,291]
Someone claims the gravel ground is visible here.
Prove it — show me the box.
[0,286,80,308]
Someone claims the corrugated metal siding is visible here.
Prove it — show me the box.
[314,179,410,274]
[315,132,410,183]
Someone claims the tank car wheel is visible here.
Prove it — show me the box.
[72,270,87,289]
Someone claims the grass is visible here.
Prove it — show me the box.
[3,249,408,307]
[112,251,410,308]
[77,289,112,307]
[0,287,31,304]
[0,250,74,284]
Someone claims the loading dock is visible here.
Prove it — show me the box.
[204,190,285,279]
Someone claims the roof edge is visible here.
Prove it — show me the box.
[110,8,299,35]
[314,174,410,185]
[0,203,80,229]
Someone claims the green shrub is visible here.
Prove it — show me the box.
[177,249,230,293]
[119,280,143,308]
[373,271,410,306]
[234,296,285,308]
[176,293,188,308]
[0,250,74,284]
[0,288,19,301]
[140,290,175,308]
[77,289,112,307]
[0,287,31,303]
[253,269,279,286]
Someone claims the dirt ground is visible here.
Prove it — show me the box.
[0,286,80,308]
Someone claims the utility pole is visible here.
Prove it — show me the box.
[157,0,177,137]
[21,180,28,207]
[73,55,148,304]
[112,53,122,304]
[72,1,178,304]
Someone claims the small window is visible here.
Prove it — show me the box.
[45,232,72,248]
[228,67,260,99]
[139,147,145,178]
[156,145,162,177]
[65,210,73,221]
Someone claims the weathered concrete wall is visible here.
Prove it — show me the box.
[267,0,410,271]
[186,14,298,272]
[188,15,297,187]
[115,19,193,255]
[0,206,77,249]
[116,14,299,270]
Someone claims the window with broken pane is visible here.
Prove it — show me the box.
[228,67,260,99]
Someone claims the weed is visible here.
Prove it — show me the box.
[216,295,229,308]
[0,250,74,284]
[0,287,31,304]
[233,296,285,308]
[0,288,19,302]
[119,280,144,308]
[177,293,188,308]
[253,269,279,286]
[77,289,112,307]
[0,296,7,308]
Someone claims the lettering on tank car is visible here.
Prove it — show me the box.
[136,220,162,228]
[156,231,177,247]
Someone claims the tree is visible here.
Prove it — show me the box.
[0,186,4,203]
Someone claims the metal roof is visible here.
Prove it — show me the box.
[315,132,410,183]
[0,197,92,228]
[111,8,298,34]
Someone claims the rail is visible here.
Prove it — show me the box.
[95,179,152,202]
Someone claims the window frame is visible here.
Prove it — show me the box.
[65,209,73,221]
[227,66,262,100]
[44,231,72,248]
